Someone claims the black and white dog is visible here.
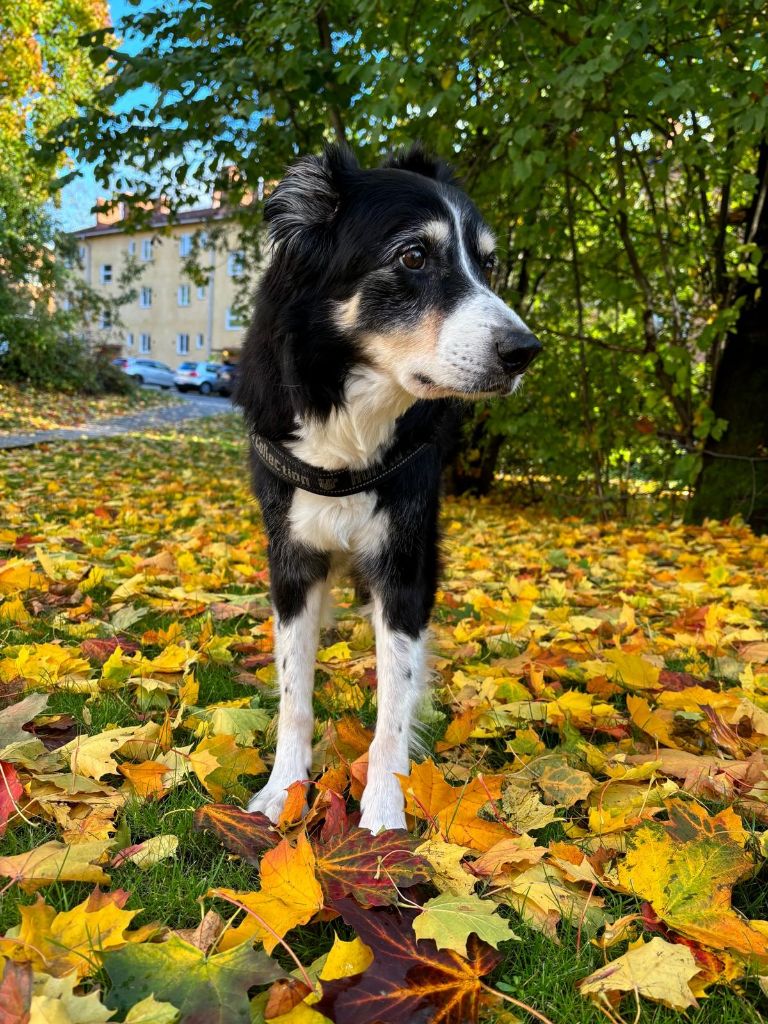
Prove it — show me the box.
[236,145,540,834]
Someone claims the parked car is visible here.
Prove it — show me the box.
[217,362,240,398]
[174,361,226,395]
[112,357,175,389]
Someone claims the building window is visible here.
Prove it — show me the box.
[100,309,112,329]
[196,284,206,300]
[196,332,205,349]
[177,333,190,355]
[100,264,112,284]
[140,333,151,353]
[78,245,86,263]
[127,240,136,256]
[227,251,244,277]
[177,284,191,307]
[139,287,152,308]
[126,332,134,348]
[141,239,153,261]
[179,234,192,257]
[225,306,244,331]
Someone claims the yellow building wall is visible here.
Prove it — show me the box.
[75,218,257,368]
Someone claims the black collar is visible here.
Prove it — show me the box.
[250,432,434,496]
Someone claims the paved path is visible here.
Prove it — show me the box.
[0,392,234,450]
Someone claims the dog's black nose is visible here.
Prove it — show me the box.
[494,329,542,373]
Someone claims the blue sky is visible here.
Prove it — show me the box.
[57,0,156,231]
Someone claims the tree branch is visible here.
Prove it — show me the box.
[315,7,347,142]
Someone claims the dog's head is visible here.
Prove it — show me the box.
[265,144,541,400]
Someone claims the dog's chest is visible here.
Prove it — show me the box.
[289,489,390,556]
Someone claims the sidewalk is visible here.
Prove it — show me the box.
[0,394,233,449]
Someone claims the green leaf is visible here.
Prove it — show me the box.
[412,892,519,957]
[103,937,285,1024]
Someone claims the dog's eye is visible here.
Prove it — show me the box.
[483,255,496,283]
[400,247,426,271]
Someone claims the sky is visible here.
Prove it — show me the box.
[57,0,156,232]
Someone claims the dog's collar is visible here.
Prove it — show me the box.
[250,432,434,496]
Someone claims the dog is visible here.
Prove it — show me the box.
[235,144,541,834]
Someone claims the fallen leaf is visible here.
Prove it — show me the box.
[314,826,429,906]
[316,897,501,1024]
[412,892,519,956]
[124,995,180,1023]
[0,889,147,977]
[193,803,279,861]
[0,840,112,891]
[213,834,325,953]
[415,839,477,896]
[0,960,31,1024]
[104,937,284,1024]
[579,937,699,1010]
[401,760,510,850]
[615,799,768,964]
[112,834,179,870]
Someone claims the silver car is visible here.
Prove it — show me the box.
[174,361,225,395]
[113,357,175,389]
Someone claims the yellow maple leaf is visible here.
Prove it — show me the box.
[188,734,265,801]
[0,597,30,624]
[602,649,661,690]
[0,889,151,977]
[316,641,352,663]
[212,834,324,953]
[0,840,112,891]
[579,937,699,1011]
[400,759,509,851]
[616,799,768,965]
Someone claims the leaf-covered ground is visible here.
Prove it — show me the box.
[0,383,176,435]
[1,414,767,1023]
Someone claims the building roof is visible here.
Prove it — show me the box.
[71,204,235,239]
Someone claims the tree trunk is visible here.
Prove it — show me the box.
[445,407,503,496]
[688,144,768,534]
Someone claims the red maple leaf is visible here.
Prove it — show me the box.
[0,761,22,837]
[317,897,501,1024]
[314,827,429,907]
[193,804,279,863]
[0,960,31,1024]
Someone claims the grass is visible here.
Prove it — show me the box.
[1,412,768,1022]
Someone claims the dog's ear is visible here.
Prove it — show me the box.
[382,143,457,184]
[265,145,358,252]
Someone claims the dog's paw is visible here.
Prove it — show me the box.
[359,774,408,834]
[247,779,307,824]
[359,804,408,834]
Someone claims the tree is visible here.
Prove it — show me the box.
[0,2,132,391]
[1,2,109,193]
[688,141,768,532]
[56,0,768,525]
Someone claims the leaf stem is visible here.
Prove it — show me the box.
[213,891,314,990]
[480,981,558,1024]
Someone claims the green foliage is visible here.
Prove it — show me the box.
[54,0,768,507]
[1,1,109,196]
[0,1,125,395]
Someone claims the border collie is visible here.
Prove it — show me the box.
[235,144,540,834]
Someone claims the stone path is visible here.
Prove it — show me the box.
[0,393,234,450]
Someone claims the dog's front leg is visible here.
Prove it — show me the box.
[359,600,427,833]
[248,573,327,822]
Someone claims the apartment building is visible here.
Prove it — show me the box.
[71,201,258,367]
